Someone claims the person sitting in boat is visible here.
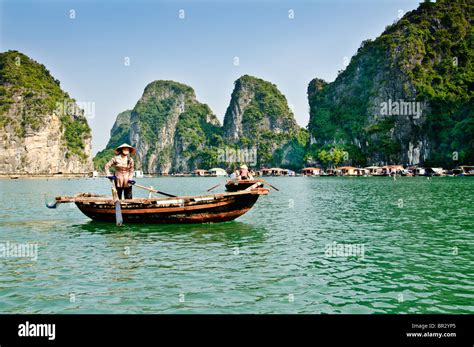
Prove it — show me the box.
[105,143,136,199]
[239,164,253,180]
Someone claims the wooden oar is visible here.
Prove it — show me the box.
[111,180,123,226]
[133,183,177,197]
[206,183,222,192]
[258,178,279,191]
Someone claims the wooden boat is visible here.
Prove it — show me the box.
[225,179,264,192]
[51,186,269,224]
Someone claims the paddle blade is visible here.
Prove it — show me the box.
[115,201,123,226]
[45,201,57,209]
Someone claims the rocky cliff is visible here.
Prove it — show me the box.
[307,0,473,167]
[0,50,93,174]
[97,76,307,173]
[95,81,223,174]
[223,75,307,168]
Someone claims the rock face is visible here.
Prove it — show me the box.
[97,76,308,172]
[308,0,473,167]
[0,51,93,174]
[131,81,222,173]
[223,75,306,168]
[95,81,223,174]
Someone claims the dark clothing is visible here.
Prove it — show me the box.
[116,184,133,199]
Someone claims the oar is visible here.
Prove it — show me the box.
[206,183,222,192]
[132,183,177,197]
[258,178,279,191]
[110,179,123,226]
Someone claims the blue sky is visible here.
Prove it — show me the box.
[0,0,421,154]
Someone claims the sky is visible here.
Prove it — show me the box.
[0,0,422,154]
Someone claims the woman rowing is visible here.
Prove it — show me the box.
[105,143,136,199]
[238,164,253,180]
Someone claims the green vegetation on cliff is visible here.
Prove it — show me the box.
[0,50,91,160]
[175,103,224,168]
[308,0,473,167]
[94,81,224,173]
[223,75,305,169]
[238,75,296,129]
[96,76,306,172]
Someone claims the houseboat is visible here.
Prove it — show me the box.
[208,168,227,176]
[365,166,383,176]
[337,166,358,176]
[193,169,208,177]
[382,165,404,176]
[302,167,322,176]
[261,168,285,176]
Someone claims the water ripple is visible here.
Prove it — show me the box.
[0,177,472,313]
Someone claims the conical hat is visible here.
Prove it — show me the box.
[114,143,136,155]
[240,164,248,169]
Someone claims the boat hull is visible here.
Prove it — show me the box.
[66,189,268,224]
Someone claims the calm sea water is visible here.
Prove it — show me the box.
[0,176,472,314]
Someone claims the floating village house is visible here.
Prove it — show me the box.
[365,166,383,176]
[208,168,227,176]
[302,167,322,176]
[193,169,208,176]
[337,166,358,176]
[262,168,285,176]
[382,165,404,175]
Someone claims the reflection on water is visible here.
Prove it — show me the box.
[0,177,473,313]
[75,220,267,244]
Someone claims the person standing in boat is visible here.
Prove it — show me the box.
[105,143,136,199]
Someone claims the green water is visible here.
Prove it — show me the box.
[0,176,472,313]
